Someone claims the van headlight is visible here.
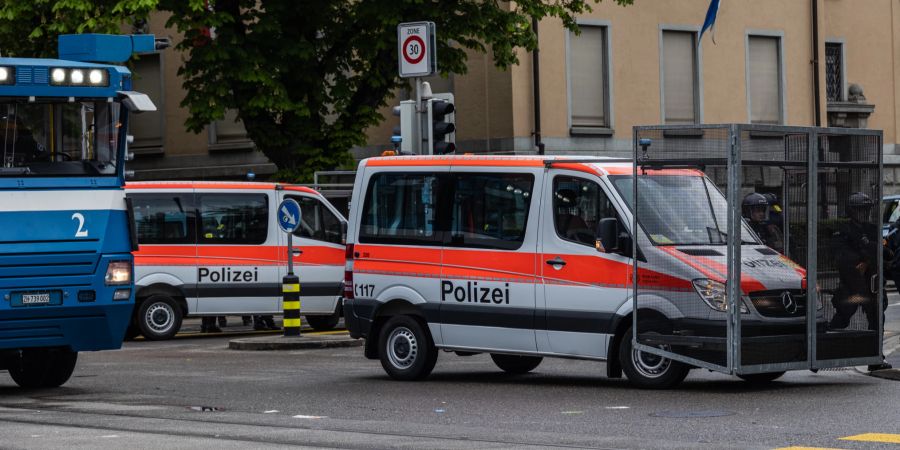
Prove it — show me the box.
[693,279,748,313]
[105,261,132,285]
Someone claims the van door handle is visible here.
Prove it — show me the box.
[546,257,566,266]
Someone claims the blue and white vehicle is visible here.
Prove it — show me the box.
[0,34,158,388]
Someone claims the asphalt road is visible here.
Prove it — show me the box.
[1,303,900,449]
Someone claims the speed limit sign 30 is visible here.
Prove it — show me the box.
[398,22,436,78]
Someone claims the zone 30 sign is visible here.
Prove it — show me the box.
[398,21,436,78]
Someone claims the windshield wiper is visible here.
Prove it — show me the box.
[0,167,30,175]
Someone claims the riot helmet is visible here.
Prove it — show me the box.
[742,192,769,223]
[848,192,874,223]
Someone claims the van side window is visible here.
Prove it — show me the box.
[129,194,196,245]
[449,173,534,250]
[292,196,344,245]
[360,173,444,246]
[198,194,268,245]
[553,176,616,247]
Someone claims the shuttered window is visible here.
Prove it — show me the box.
[569,26,609,129]
[662,31,698,124]
[748,36,782,124]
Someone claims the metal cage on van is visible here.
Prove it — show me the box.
[630,124,883,375]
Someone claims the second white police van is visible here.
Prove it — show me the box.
[127,182,346,340]
[342,155,812,389]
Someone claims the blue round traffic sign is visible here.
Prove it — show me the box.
[277,198,302,233]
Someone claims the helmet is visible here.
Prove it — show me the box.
[848,192,874,208]
[763,193,778,205]
[742,193,769,221]
[742,192,768,208]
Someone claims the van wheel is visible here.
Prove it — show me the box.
[137,295,182,341]
[378,316,438,381]
[9,348,78,389]
[619,326,689,389]
[306,306,341,331]
[738,372,785,384]
[490,354,542,374]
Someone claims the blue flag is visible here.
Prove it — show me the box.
[699,0,721,45]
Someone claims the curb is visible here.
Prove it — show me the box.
[228,334,363,351]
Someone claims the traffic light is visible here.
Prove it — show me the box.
[427,93,455,154]
[391,100,418,154]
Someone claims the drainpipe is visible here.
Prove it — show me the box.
[812,0,822,127]
[532,18,545,155]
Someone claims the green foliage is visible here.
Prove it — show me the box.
[160,0,632,182]
[1,0,633,182]
[0,1,156,57]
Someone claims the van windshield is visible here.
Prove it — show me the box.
[610,175,757,246]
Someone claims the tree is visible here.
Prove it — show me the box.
[160,0,632,181]
[0,1,157,58]
[1,0,633,182]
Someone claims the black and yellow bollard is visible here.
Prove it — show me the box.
[283,273,301,336]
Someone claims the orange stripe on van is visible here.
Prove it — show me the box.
[658,247,768,293]
[135,244,344,267]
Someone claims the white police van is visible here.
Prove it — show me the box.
[342,155,813,388]
[127,182,346,340]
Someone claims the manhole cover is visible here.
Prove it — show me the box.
[651,410,734,418]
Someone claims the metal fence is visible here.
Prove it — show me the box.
[631,124,883,375]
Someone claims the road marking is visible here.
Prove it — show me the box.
[840,433,900,443]
[774,447,845,450]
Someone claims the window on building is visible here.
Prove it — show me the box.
[291,196,344,245]
[198,194,268,245]
[129,52,165,154]
[448,173,534,250]
[662,30,699,124]
[825,42,844,102]
[129,194,196,245]
[748,36,783,124]
[209,108,254,151]
[359,173,445,246]
[553,176,617,247]
[569,25,610,130]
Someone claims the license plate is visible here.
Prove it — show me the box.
[11,291,61,307]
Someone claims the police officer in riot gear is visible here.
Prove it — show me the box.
[830,192,892,371]
[742,192,784,254]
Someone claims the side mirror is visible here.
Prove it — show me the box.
[341,221,348,245]
[596,218,619,253]
[595,217,632,256]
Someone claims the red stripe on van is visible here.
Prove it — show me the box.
[135,244,344,267]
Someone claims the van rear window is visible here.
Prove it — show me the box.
[360,173,443,246]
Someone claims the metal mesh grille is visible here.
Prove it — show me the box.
[825,43,843,102]
[631,125,882,374]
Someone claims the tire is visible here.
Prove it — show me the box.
[738,371,785,384]
[137,295,182,341]
[8,348,78,389]
[619,326,690,389]
[306,306,341,331]
[378,315,438,381]
[490,354,542,374]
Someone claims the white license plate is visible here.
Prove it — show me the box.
[21,293,51,304]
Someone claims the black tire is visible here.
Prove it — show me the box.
[738,371,785,384]
[378,315,438,381]
[490,354,542,374]
[137,295,182,341]
[306,306,341,331]
[619,326,690,389]
[8,348,78,389]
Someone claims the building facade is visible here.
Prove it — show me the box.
[129,1,900,187]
